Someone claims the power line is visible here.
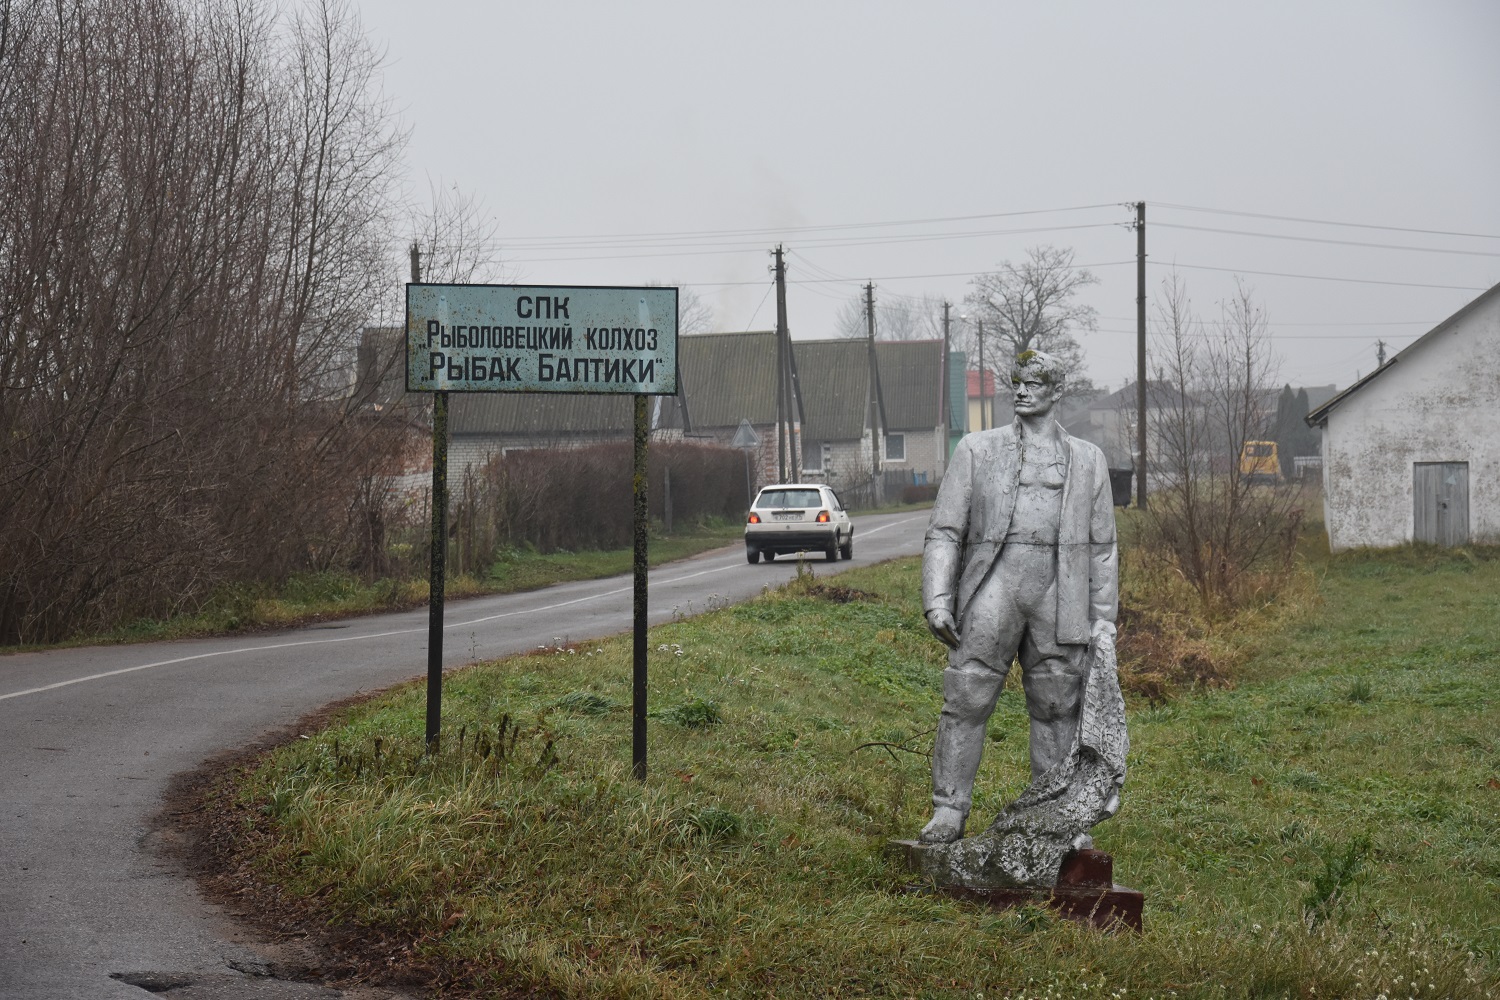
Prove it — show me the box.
[1096,325,1422,342]
[1148,260,1489,292]
[1155,202,1500,241]
[427,221,1122,260]
[1153,222,1500,259]
[681,260,1134,289]
[743,280,775,332]
[1099,314,1437,327]
[489,202,1122,245]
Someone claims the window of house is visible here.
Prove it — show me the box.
[803,441,824,471]
[884,433,905,462]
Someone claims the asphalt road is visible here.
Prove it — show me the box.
[0,510,929,999]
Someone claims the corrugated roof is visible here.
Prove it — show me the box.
[875,340,943,430]
[673,330,780,429]
[450,392,633,437]
[794,340,870,441]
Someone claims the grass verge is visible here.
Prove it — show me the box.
[12,520,748,652]
[203,547,1498,999]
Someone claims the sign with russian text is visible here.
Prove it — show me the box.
[405,283,678,394]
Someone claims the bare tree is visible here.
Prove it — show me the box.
[1138,273,1304,610]
[834,290,946,340]
[411,180,504,286]
[963,245,1098,382]
[0,0,407,643]
[646,282,714,335]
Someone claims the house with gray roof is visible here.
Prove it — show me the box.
[792,338,949,500]
[873,339,949,483]
[792,339,871,493]
[658,330,792,489]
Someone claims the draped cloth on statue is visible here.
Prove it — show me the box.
[928,634,1129,889]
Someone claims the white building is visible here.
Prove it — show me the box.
[1307,281,1500,552]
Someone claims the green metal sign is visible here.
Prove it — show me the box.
[406,283,678,394]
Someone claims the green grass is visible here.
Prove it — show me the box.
[225,548,1500,999]
[10,520,747,652]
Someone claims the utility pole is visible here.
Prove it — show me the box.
[865,282,883,496]
[1376,339,1388,367]
[1134,200,1147,509]
[941,301,951,465]
[976,319,986,430]
[773,246,787,481]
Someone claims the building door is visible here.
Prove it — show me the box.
[1413,462,1469,546]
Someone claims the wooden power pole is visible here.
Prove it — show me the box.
[864,282,886,495]
[940,301,951,464]
[977,319,986,431]
[1135,200,1148,509]
[773,245,789,481]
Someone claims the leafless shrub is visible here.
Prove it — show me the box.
[1135,274,1306,612]
[0,0,405,642]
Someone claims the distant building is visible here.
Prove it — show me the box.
[660,330,786,488]
[1308,280,1500,551]
[792,338,949,501]
[966,369,1003,432]
[1076,380,1185,470]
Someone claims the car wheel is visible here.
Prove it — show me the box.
[840,531,853,559]
[825,538,838,561]
[746,547,760,564]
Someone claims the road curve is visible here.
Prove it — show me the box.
[0,510,928,999]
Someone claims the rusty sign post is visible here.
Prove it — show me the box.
[406,284,678,774]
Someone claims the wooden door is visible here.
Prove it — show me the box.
[1413,462,1469,546]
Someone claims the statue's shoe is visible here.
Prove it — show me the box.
[918,807,967,844]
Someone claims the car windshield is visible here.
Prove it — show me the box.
[757,489,821,509]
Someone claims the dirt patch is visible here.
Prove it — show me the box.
[802,583,874,604]
[151,689,545,999]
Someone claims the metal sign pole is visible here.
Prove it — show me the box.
[425,389,447,751]
[631,393,649,780]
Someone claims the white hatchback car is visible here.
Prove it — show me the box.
[744,483,853,563]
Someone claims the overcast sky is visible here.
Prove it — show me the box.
[354,0,1500,392]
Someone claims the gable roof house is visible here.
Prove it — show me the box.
[659,330,795,490]
[790,338,948,504]
[1307,280,1500,551]
[873,339,948,484]
[792,339,872,496]
[966,369,1004,432]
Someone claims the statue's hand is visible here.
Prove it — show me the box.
[926,609,960,650]
[1090,618,1116,646]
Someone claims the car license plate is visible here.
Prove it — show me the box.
[773,512,801,521]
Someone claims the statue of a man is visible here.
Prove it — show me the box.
[920,350,1119,845]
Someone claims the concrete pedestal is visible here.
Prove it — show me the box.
[888,843,1144,932]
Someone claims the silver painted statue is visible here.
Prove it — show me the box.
[914,350,1127,888]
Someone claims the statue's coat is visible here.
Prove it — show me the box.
[922,419,1118,643]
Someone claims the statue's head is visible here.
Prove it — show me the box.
[1011,350,1067,388]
